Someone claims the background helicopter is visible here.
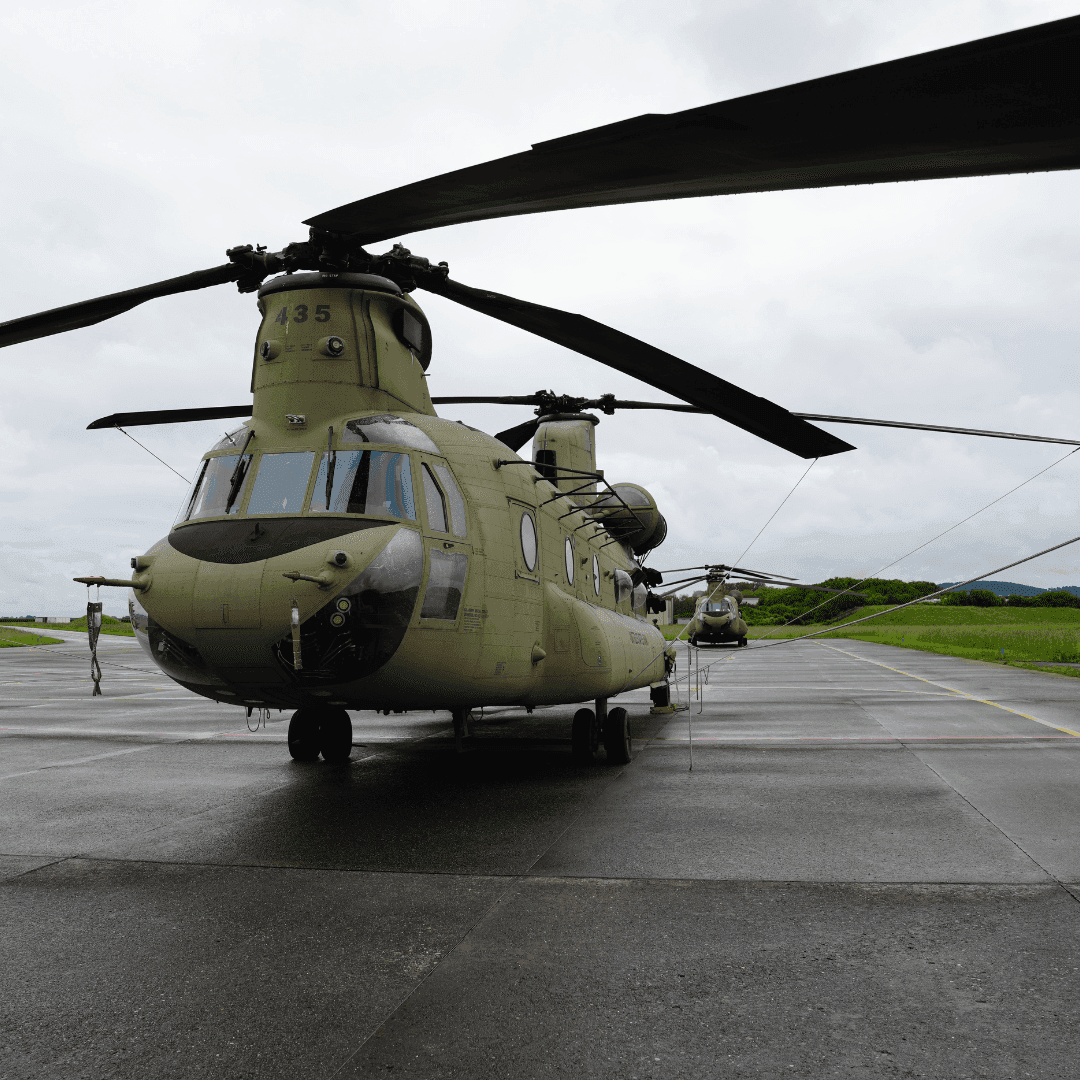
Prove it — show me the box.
[2,12,1079,764]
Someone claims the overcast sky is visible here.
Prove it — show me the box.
[2,0,1078,616]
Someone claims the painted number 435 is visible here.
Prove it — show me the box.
[274,304,331,324]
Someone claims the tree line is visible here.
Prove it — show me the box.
[668,579,1080,626]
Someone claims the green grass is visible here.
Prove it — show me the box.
[0,627,62,647]
[652,624,698,642]
[2,616,134,636]
[1008,663,1080,680]
[748,606,1080,664]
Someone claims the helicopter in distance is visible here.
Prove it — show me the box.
[2,15,1078,767]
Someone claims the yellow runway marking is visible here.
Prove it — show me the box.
[816,642,1080,737]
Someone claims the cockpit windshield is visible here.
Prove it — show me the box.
[705,599,732,613]
[179,453,252,522]
[246,452,315,514]
[310,450,416,519]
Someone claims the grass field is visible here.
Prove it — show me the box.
[0,627,62,647]
[2,616,134,636]
[743,605,1080,665]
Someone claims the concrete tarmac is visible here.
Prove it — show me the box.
[3,633,1080,1078]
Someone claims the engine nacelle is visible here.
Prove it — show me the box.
[592,482,667,555]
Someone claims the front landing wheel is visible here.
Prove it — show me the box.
[319,708,353,763]
[604,707,631,765]
[288,708,320,762]
[572,708,596,764]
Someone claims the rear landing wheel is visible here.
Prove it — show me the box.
[288,708,320,762]
[738,637,747,648]
[319,707,353,763]
[572,708,596,764]
[604,706,631,765]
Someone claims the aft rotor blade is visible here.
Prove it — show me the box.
[0,264,242,350]
[494,417,543,451]
[795,413,1080,446]
[422,277,853,460]
[545,398,1080,447]
[87,405,253,430]
[306,16,1080,242]
[655,564,797,580]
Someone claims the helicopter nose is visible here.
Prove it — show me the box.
[272,526,424,682]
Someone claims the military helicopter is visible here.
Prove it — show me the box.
[653,565,870,648]
[2,15,1079,766]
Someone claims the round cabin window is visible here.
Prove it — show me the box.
[592,554,601,596]
[564,537,575,584]
[520,512,537,572]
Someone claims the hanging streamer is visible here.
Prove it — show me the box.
[87,592,103,696]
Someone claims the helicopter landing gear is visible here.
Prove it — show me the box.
[572,708,598,764]
[738,637,748,648]
[572,699,631,765]
[288,707,320,761]
[452,708,471,752]
[689,634,698,647]
[604,706,631,764]
[319,707,353,763]
[287,706,352,763]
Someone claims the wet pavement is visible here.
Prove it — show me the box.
[3,632,1080,1078]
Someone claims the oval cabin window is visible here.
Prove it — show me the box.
[520,512,537,572]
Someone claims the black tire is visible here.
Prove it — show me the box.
[738,637,748,648]
[689,634,698,647]
[572,708,595,764]
[319,707,353,763]
[288,708,320,762]
[604,706,631,765]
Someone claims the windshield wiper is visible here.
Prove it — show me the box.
[224,430,255,513]
[325,426,336,511]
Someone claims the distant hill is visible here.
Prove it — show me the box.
[938,580,1080,599]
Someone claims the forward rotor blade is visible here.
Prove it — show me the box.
[432,395,544,407]
[0,264,242,350]
[422,278,853,459]
[87,405,253,430]
[493,417,542,451]
[306,16,1080,242]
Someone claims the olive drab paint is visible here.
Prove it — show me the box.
[124,272,672,715]
[686,588,750,648]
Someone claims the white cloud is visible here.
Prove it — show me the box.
[1,0,1078,614]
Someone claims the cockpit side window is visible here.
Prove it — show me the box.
[421,463,448,533]
[310,450,416,520]
[431,463,467,538]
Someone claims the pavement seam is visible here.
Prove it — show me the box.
[905,748,1072,899]
[5,854,1068,889]
[0,855,73,882]
[321,749,642,1078]
[816,642,1074,890]
[0,743,155,781]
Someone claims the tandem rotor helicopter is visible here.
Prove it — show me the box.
[3,16,1078,766]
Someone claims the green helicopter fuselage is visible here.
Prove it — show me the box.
[126,272,668,712]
